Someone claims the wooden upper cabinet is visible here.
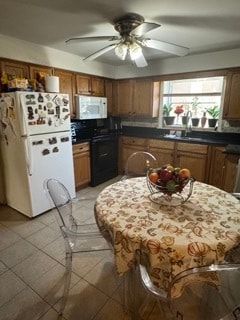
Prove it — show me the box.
[133,79,160,117]
[29,65,53,80]
[1,60,29,79]
[76,74,91,95]
[105,79,116,115]
[116,78,160,117]
[75,74,105,96]
[223,71,240,120]
[54,69,76,117]
[91,76,105,96]
[116,79,133,116]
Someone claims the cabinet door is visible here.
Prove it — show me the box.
[75,75,105,96]
[223,72,240,119]
[91,76,105,96]
[116,79,133,116]
[72,143,90,189]
[75,74,91,95]
[208,146,226,189]
[121,136,147,174]
[29,65,53,79]
[148,139,175,167]
[1,60,29,79]
[54,69,75,117]
[133,79,160,117]
[176,143,209,182]
[105,79,115,115]
[224,154,239,192]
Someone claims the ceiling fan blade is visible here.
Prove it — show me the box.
[132,22,161,37]
[134,52,148,68]
[83,43,117,61]
[66,36,119,44]
[142,39,189,56]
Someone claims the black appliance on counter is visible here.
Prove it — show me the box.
[71,118,121,187]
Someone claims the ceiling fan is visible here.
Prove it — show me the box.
[65,13,189,67]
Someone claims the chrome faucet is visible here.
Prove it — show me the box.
[185,111,192,136]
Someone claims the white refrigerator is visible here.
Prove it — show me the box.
[0,91,76,218]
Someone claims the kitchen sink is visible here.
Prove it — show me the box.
[181,137,204,141]
[163,135,204,142]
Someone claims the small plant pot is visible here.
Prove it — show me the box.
[191,118,200,127]
[181,116,187,125]
[208,118,218,127]
[164,116,175,125]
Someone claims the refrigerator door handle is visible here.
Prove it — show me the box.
[20,95,33,176]
[24,136,33,176]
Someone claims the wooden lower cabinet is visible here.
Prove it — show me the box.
[175,142,209,182]
[209,146,239,192]
[72,142,90,189]
[121,136,147,174]
[148,139,175,167]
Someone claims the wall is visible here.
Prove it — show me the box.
[1,34,240,79]
[0,34,116,78]
[117,48,240,78]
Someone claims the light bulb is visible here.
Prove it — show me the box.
[114,43,128,60]
[129,42,142,60]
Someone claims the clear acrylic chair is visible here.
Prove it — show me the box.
[122,151,158,180]
[43,178,112,315]
[137,251,240,320]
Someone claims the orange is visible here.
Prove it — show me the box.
[149,172,158,184]
[179,168,191,179]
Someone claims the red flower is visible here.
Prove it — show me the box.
[174,105,184,115]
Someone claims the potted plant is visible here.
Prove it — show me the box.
[206,105,220,127]
[191,97,200,127]
[163,103,175,125]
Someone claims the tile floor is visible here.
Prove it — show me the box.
[0,176,239,320]
[0,176,164,320]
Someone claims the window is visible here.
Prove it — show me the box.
[160,76,225,129]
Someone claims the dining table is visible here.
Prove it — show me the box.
[94,176,240,302]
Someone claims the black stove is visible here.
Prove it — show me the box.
[71,119,120,186]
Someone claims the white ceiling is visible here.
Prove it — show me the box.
[1,0,240,67]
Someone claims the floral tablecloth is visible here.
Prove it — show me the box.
[94,177,240,297]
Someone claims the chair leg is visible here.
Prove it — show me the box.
[59,252,72,315]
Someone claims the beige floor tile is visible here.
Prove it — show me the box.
[84,257,120,297]
[0,270,26,307]
[0,238,37,268]
[93,298,131,320]
[42,236,65,262]
[35,210,56,226]
[0,224,21,251]
[30,263,81,306]
[12,250,58,285]
[56,278,109,320]
[0,287,50,320]
[0,261,8,275]
[38,308,67,320]
[2,218,46,238]
[26,225,61,249]
[72,251,106,278]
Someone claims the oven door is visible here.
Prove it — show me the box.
[90,135,118,186]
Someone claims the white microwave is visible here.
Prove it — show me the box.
[75,95,107,120]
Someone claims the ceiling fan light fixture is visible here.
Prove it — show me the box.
[129,42,142,60]
[114,43,128,60]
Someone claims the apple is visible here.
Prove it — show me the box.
[159,169,173,181]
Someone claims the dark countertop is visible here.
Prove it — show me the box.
[122,126,240,153]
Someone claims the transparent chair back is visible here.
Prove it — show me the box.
[138,250,240,320]
[122,151,158,180]
[43,178,111,314]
